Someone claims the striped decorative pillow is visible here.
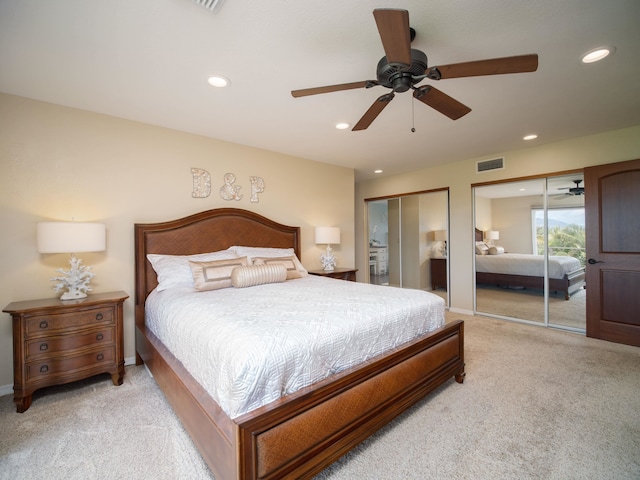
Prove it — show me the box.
[231,264,287,288]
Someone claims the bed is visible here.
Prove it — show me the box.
[135,208,465,480]
[474,228,585,300]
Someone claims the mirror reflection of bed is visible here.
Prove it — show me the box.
[473,175,586,331]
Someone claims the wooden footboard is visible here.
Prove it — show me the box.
[136,317,464,480]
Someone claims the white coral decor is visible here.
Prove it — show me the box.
[51,255,96,300]
[320,245,337,271]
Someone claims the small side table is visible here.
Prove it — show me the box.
[430,257,447,291]
[3,291,128,413]
[308,268,358,282]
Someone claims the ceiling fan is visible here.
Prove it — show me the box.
[557,179,585,196]
[291,9,538,131]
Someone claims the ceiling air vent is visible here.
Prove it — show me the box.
[191,0,223,11]
[476,157,505,174]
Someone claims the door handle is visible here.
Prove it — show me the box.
[588,258,604,265]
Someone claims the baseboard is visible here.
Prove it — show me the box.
[448,306,475,316]
[0,383,12,398]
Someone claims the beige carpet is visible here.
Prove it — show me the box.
[2,312,639,480]
[476,284,586,329]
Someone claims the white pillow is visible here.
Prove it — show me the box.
[231,264,287,288]
[147,249,238,291]
[489,246,505,255]
[229,246,308,276]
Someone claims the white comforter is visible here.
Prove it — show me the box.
[145,275,445,419]
[475,253,582,279]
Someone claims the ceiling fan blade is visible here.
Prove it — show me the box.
[433,54,539,79]
[353,93,395,131]
[373,9,412,68]
[291,81,372,98]
[413,86,471,120]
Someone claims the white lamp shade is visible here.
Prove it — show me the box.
[37,222,106,254]
[487,231,500,241]
[315,226,340,245]
[434,230,447,242]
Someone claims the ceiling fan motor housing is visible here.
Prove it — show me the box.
[377,49,428,92]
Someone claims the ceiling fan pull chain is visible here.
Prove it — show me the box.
[411,96,416,133]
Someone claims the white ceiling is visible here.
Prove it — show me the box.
[1,0,639,182]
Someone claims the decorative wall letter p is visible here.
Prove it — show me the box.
[250,176,264,203]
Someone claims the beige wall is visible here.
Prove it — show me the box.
[0,93,355,390]
[355,125,640,315]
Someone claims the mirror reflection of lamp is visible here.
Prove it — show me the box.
[486,230,499,246]
[315,226,341,271]
[37,221,106,300]
[434,230,447,257]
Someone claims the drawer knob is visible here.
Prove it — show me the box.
[40,365,49,373]
[39,343,48,351]
[95,313,104,321]
[96,353,104,361]
[96,333,104,341]
[39,320,49,329]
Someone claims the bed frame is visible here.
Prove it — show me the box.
[135,208,465,479]
[474,228,585,300]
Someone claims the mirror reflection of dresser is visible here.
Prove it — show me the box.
[369,246,388,275]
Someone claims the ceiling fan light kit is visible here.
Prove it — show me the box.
[291,8,539,131]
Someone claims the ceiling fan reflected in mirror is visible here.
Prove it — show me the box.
[557,179,585,196]
[291,9,539,131]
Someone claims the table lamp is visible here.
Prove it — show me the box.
[37,221,106,300]
[315,227,340,271]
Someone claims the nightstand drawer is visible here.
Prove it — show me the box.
[25,327,115,360]
[26,346,116,383]
[25,307,114,336]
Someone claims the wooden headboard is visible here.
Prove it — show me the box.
[134,208,301,308]
[475,228,483,242]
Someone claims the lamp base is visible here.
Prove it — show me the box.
[60,290,89,301]
[320,244,337,271]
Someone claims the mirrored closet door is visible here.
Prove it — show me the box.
[473,174,585,332]
[367,189,449,306]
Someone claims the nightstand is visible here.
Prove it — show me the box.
[430,258,447,291]
[3,291,128,413]
[308,268,358,282]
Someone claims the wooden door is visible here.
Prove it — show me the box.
[585,158,640,346]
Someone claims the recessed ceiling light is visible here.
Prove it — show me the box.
[523,134,538,141]
[374,169,383,174]
[207,75,230,87]
[581,46,615,64]
[335,122,350,130]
